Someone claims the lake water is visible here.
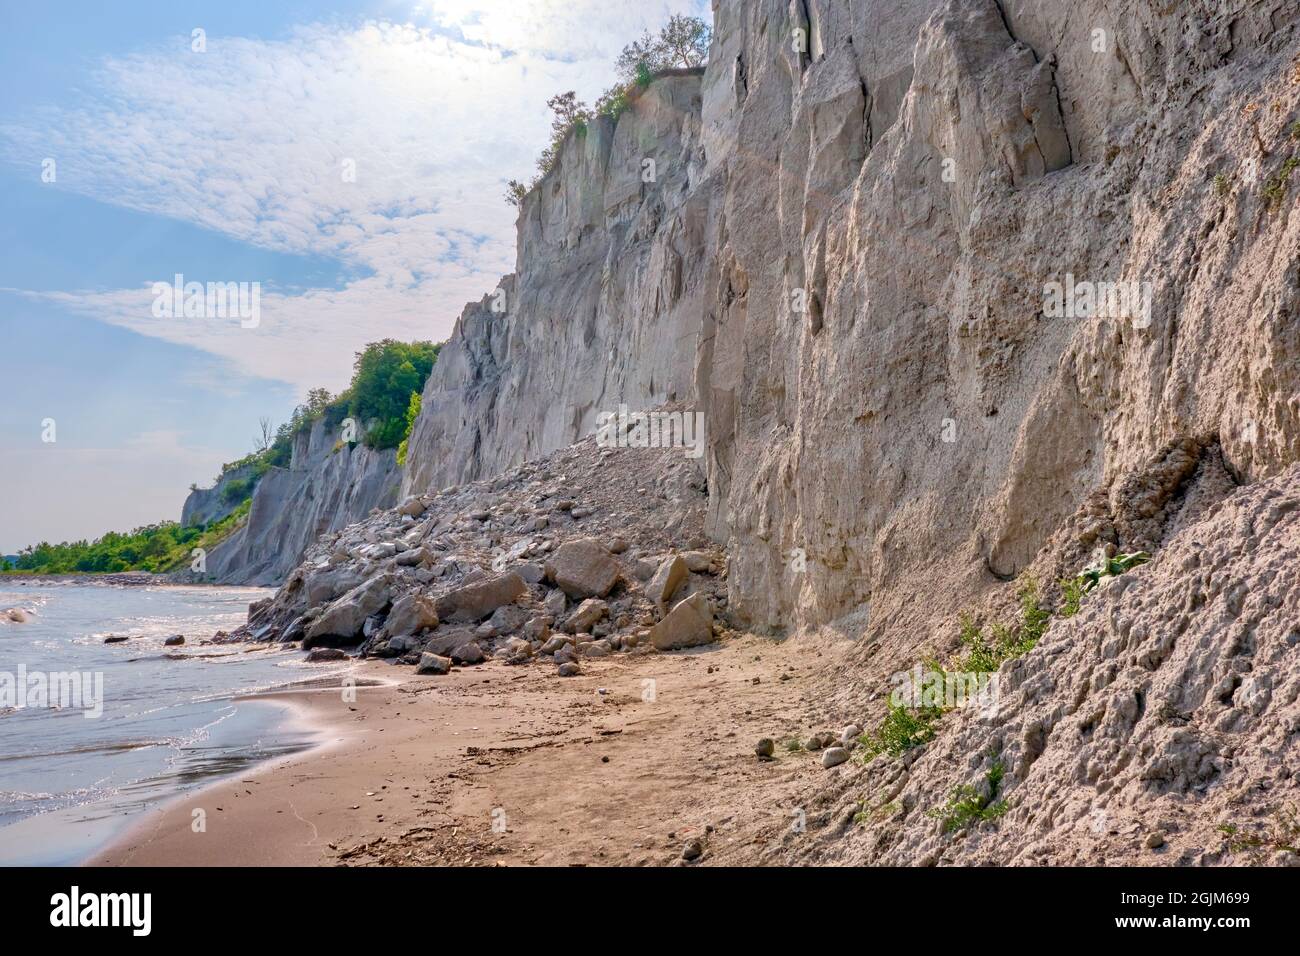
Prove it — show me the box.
[0,581,339,865]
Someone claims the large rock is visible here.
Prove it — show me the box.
[451,642,485,665]
[382,591,439,638]
[304,574,393,647]
[415,652,451,675]
[647,592,714,651]
[435,571,526,623]
[564,598,609,634]
[646,555,688,612]
[544,538,620,599]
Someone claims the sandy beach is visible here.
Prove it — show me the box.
[89,631,841,867]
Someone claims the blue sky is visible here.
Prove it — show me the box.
[0,0,708,553]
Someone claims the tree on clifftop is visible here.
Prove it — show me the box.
[615,14,711,78]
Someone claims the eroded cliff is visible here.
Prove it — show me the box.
[239,0,1300,865]
[190,418,400,585]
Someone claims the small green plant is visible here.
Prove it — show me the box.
[858,701,943,760]
[783,737,803,753]
[929,762,1010,833]
[1077,551,1150,594]
[1059,575,1086,618]
[1263,155,1300,210]
[1214,172,1232,197]
[1290,120,1300,141]
[1218,806,1300,859]
[956,578,1051,673]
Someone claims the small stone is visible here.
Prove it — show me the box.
[755,738,775,760]
[104,635,129,644]
[680,838,704,861]
[306,647,347,662]
[1146,830,1166,849]
[164,635,185,646]
[822,747,850,769]
[558,661,581,677]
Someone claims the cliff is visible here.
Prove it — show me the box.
[238,0,1300,865]
[400,70,711,495]
[403,0,1300,632]
[186,418,400,585]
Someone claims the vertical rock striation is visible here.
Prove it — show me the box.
[403,0,1300,641]
[191,418,400,585]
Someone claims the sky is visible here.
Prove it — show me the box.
[0,0,710,554]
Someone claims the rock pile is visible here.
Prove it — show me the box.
[228,433,735,677]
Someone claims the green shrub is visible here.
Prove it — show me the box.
[396,392,422,467]
[929,762,1010,833]
[1059,575,1086,618]
[957,578,1050,673]
[1263,155,1300,210]
[220,477,252,504]
[858,701,943,760]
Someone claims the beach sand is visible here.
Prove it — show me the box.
[88,631,839,866]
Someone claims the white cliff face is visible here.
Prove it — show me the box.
[698,0,1300,632]
[400,72,711,496]
[402,0,1300,643]
[199,418,400,585]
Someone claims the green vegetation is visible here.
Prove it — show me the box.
[858,701,944,760]
[1214,172,1232,197]
[956,577,1051,673]
[1059,574,1086,618]
[1263,155,1300,211]
[4,500,252,575]
[209,338,439,491]
[1218,806,1300,859]
[1059,551,1150,618]
[395,392,422,466]
[505,15,710,206]
[220,476,253,504]
[929,762,1010,833]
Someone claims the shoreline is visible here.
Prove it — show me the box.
[0,690,324,867]
[83,676,364,866]
[85,632,830,867]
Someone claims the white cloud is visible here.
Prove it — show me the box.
[0,3,708,394]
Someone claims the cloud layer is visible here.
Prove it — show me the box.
[2,3,706,394]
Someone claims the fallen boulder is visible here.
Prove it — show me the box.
[435,572,526,623]
[304,574,393,648]
[382,591,439,639]
[648,593,714,651]
[646,555,688,612]
[451,641,486,665]
[565,598,609,634]
[544,538,620,599]
[416,652,452,675]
